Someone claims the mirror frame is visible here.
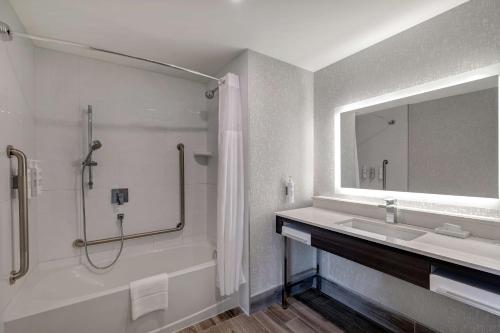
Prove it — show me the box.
[334,64,500,208]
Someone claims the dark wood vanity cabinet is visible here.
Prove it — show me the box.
[277,214,500,322]
[311,226,431,288]
[277,216,430,289]
[277,215,500,292]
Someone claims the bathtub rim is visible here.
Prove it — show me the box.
[3,241,216,322]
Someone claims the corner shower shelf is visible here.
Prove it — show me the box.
[193,151,214,158]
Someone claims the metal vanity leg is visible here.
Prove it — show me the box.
[282,236,288,309]
[316,248,321,292]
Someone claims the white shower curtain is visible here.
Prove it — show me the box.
[351,113,360,188]
[217,73,245,296]
[342,112,360,188]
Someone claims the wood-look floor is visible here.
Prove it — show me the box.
[177,291,389,333]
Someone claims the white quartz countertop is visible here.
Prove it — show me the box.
[276,207,500,276]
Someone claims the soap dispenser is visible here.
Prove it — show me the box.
[285,176,295,204]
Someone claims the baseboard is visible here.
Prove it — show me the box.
[249,268,317,313]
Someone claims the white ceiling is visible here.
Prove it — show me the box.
[9,0,469,80]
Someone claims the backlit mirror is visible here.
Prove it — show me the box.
[340,75,499,198]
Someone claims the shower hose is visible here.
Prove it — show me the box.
[81,163,124,269]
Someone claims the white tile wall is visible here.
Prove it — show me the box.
[34,48,210,264]
[0,0,36,321]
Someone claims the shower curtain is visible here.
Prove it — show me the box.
[217,73,244,296]
[342,112,360,188]
[352,114,360,188]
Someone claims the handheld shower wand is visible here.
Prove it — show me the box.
[80,138,125,270]
[82,140,102,166]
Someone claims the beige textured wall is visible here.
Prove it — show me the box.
[247,51,314,297]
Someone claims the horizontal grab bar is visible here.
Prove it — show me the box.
[73,143,185,248]
[7,145,30,284]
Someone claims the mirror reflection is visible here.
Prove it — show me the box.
[341,76,499,198]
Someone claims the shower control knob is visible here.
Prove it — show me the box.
[111,188,129,205]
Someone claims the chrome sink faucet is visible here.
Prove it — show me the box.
[378,198,398,224]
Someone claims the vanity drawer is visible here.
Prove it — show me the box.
[311,228,431,288]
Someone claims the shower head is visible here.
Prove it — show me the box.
[90,140,102,151]
[83,140,102,166]
[205,87,219,99]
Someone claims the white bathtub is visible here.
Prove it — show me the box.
[2,241,236,333]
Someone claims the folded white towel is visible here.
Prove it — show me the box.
[130,273,169,320]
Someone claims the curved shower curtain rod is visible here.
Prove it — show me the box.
[0,21,223,83]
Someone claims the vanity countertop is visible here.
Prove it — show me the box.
[276,207,500,276]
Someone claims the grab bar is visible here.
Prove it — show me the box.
[7,145,29,284]
[382,159,389,190]
[73,143,185,248]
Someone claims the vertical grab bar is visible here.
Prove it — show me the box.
[382,159,389,191]
[7,145,29,284]
[177,143,185,229]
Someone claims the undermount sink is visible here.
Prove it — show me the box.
[337,218,426,241]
